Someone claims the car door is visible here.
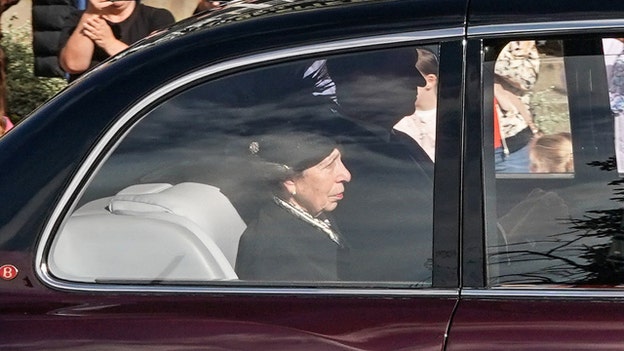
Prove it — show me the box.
[1,22,465,351]
[449,2,624,349]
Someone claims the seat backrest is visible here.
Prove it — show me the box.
[49,182,246,283]
[108,182,246,267]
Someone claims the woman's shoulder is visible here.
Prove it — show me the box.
[248,202,324,241]
[254,203,301,231]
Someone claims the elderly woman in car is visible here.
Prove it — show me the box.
[235,132,352,281]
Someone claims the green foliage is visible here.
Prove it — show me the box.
[532,88,571,135]
[2,17,67,123]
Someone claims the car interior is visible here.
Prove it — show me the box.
[48,48,438,286]
[487,37,623,286]
[50,182,246,283]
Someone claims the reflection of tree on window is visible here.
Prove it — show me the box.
[490,158,624,286]
[489,40,624,287]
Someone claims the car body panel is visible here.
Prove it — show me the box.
[2,292,457,350]
[1,0,464,349]
[3,0,624,349]
[451,3,624,350]
[448,297,624,350]
[468,0,624,26]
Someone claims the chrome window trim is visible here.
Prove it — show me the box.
[36,27,463,295]
[468,19,624,38]
[463,288,624,299]
[39,261,458,296]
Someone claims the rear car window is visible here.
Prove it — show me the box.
[485,37,624,287]
[47,45,441,288]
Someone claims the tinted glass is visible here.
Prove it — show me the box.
[49,45,440,287]
[486,37,624,286]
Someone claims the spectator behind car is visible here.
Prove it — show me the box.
[529,132,574,173]
[494,40,541,173]
[59,0,174,82]
[32,0,77,78]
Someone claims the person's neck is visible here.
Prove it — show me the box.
[286,198,322,218]
[415,93,437,111]
[102,2,136,23]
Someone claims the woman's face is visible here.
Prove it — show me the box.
[91,0,134,12]
[286,148,351,216]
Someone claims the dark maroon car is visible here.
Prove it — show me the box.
[3,0,624,349]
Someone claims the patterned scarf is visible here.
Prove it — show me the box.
[273,196,343,247]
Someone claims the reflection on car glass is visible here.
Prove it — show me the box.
[494,40,573,178]
[603,38,624,177]
[488,40,624,287]
[64,46,437,287]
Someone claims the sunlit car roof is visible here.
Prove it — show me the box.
[105,0,379,65]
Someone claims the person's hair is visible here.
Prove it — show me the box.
[263,162,298,198]
[415,48,438,76]
[0,116,6,135]
[248,132,337,197]
[530,132,574,173]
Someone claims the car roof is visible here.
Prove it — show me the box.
[102,0,624,78]
[168,0,468,36]
[468,0,624,27]
[107,0,466,67]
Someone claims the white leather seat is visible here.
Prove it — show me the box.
[49,182,246,283]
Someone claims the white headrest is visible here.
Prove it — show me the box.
[50,182,245,283]
[109,182,219,216]
[108,182,246,267]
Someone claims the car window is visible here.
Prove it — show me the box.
[48,45,440,288]
[485,37,624,287]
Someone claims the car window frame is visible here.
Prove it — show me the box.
[464,20,624,297]
[35,28,464,296]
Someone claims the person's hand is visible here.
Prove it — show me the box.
[82,15,120,52]
[196,0,223,12]
[495,82,537,132]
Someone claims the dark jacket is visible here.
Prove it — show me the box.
[32,0,76,77]
[235,201,347,281]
